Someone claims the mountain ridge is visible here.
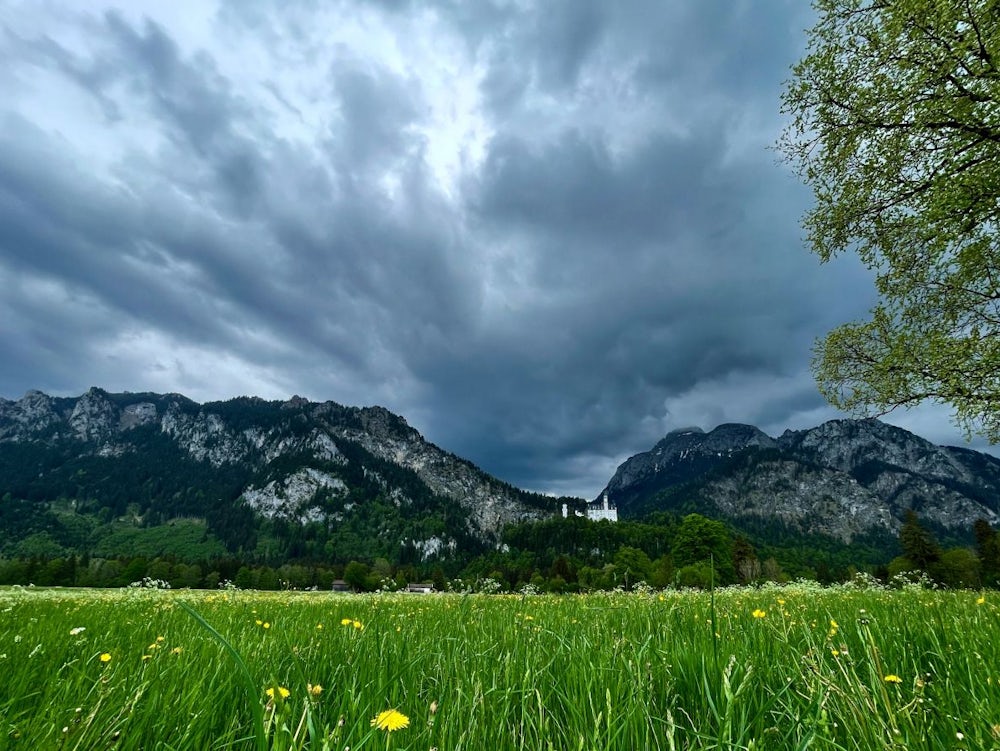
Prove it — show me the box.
[0,387,563,562]
[4,387,1000,563]
[602,418,1000,542]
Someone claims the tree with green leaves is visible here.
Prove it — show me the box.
[672,513,735,584]
[779,0,1000,438]
[343,560,370,592]
[612,546,653,589]
[930,547,981,588]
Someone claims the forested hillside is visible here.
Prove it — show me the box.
[2,389,998,592]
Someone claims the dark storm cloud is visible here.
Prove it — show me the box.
[399,0,874,490]
[0,0,943,497]
[530,0,605,91]
[0,114,274,355]
[0,8,474,387]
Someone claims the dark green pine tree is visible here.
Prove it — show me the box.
[899,510,941,570]
[973,518,1000,587]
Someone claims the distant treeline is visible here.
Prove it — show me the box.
[1,510,994,591]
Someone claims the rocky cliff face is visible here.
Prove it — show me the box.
[0,388,553,548]
[603,419,1000,543]
[315,404,541,533]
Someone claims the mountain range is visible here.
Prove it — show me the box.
[1,388,998,566]
[601,420,1000,543]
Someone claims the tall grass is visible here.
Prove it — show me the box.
[1,583,997,749]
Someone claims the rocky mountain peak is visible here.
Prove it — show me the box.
[606,416,1000,542]
[778,418,969,482]
[604,423,777,510]
[780,418,916,449]
[701,423,778,452]
[282,395,310,410]
[648,423,776,462]
[0,389,61,438]
[69,387,118,442]
[19,388,58,415]
[666,426,704,436]
[357,405,416,441]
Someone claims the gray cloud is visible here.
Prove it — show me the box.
[0,1,983,498]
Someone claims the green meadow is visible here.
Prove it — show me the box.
[2,583,998,750]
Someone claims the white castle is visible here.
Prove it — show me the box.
[562,490,618,523]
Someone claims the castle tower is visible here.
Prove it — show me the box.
[586,490,618,523]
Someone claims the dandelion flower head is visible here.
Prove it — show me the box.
[371,709,410,732]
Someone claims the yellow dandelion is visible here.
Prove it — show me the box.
[370,709,410,732]
[141,654,152,662]
[352,620,364,630]
[316,623,323,630]
[171,647,182,655]
[884,674,903,684]
[341,618,353,626]
[156,636,165,643]
[99,653,112,663]
[255,619,263,626]
[752,609,766,619]
[308,683,323,697]
[263,622,270,629]
[265,687,290,700]
[977,596,986,605]
[147,643,160,650]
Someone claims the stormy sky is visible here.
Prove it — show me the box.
[0,1,990,497]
